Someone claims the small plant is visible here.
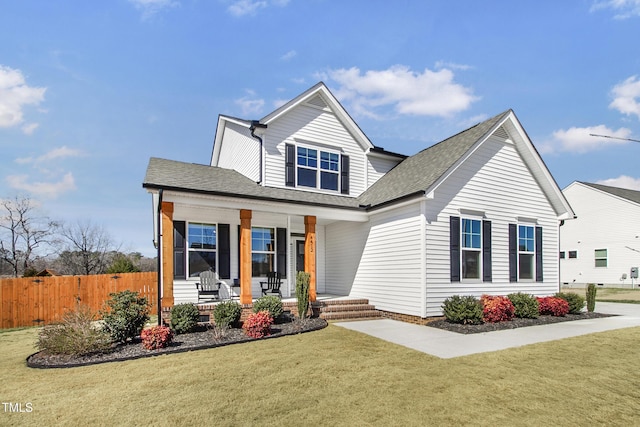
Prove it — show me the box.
[586,283,597,312]
[296,271,311,319]
[537,296,569,317]
[507,292,539,318]
[211,325,227,340]
[253,295,284,321]
[170,303,200,334]
[36,305,112,356]
[555,292,585,314]
[101,290,150,343]
[213,300,242,328]
[442,295,484,325]
[242,310,274,338]
[140,325,173,350]
[481,295,515,323]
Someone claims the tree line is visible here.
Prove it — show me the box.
[0,196,156,277]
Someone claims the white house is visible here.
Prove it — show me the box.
[560,181,640,288]
[143,82,575,319]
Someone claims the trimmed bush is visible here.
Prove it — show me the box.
[101,290,150,343]
[37,305,112,356]
[253,295,283,320]
[537,296,569,317]
[170,303,200,334]
[481,295,515,323]
[141,325,173,350]
[213,300,242,328]
[555,292,585,314]
[242,310,274,338]
[442,295,484,325]
[508,292,539,319]
[296,271,311,319]
[586,283,597,313]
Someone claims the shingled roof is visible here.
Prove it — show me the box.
[579,182,640,205]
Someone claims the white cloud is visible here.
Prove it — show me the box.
[129,0,179,20]
[541,125,632,154]
[21,123,39,135]
[281,50,297,61]
[434,60,473,71]
[227,0,289,16]
[235,95,265,116]
[6,172,76,199]
[591,0,640,19]
[323,65,478,119]
[596,175,640,190]
[609,75,640,119]
[0,65,46,129]
[15,146,83,166]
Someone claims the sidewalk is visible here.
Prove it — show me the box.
[333,302,640,359]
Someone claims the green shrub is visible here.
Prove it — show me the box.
[296,271,311,319]
[37,305,112,356]
[213,300,242,328]
[507,293,539,319]
[442,295,484,325]
[586,283,597,312]
[101,290,150,343]
[253,295,283,320]
[170,303,200,334]
[555,292,585,314]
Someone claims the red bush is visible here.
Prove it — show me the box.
[536,297,569,317]
[140,325,173,350]
[481,295,515,323]
[242,311,274,338]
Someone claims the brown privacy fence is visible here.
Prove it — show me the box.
[0,272,158,329]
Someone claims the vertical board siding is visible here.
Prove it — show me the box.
[0,272,158,329]
[216,122,261,181]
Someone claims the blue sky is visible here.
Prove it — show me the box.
[1,0,640,257]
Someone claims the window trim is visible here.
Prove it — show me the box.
[251,226,276,277]
[517,224,535,281]
[594,248,608,268]
[295,143,342,192]
[460,217,483,282]
[187,222,217,279]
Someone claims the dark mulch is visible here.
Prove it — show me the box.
[27,317,327,369]
[427,311,613,334]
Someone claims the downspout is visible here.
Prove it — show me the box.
[250,120,267,184]
[558,219,565,293]
[156,189,163,326]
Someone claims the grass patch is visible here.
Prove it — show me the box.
[562,287,640,304]
[2,325,640,425]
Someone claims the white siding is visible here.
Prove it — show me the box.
[325,220,369,295]
[560,183,640,287]
[217,122,261,182]
[367,155,401,187]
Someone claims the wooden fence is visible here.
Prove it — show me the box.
[0,272,158,329]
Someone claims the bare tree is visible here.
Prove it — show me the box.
[58,220,116,275]
[0,196,58,277]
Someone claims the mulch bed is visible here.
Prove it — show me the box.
[427,311,613,334]
[27,317,327,369]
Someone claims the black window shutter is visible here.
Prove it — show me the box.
[508,224,517,282]
[276,228,287,278]
[341,154,350,195]
[482,220,492,282]
[450,216,460,282]
[218,224,231,279]
[173,221,186,280]
[535,226,543,282]
[285,143,295,187]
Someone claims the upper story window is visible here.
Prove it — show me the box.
[461,218,482,280]
[188,223,216,277]
[286,143,349,194]
[594,249,608,268]
[518,225,535,280]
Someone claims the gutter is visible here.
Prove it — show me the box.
[249,120,268,184]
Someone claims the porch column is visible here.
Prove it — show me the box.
[240,209,252,305]
[304,215,317,302]
[161,201,175,308]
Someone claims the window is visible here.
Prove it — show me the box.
[297,147,317,188]
[518,225,535,280]
[559,251,565,259]
[568,251,577,259]
[461,218,481,279]
[320,151,339,190]
[252,227,275,277]
[188,223,216,277]
[296,146,340,191]
[595,249,608,268]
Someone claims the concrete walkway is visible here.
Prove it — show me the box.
[334,302,640,359]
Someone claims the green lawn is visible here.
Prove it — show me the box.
[2,324,640,426]
[562,286,640,304]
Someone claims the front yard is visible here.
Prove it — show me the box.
[2,322,640,426]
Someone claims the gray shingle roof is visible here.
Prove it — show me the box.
[580,182,640,205]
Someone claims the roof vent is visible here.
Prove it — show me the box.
[492,126,510,140]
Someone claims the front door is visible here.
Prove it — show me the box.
[295,239,305,274]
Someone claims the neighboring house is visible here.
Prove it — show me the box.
[143,82,575,319]
[560,182,640,288]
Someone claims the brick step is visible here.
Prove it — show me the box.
[314,298,370,306]
[320,310,382,321]
[319,304,376,313]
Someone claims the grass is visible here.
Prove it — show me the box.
[2,324,640,426]
[562,286,640,304]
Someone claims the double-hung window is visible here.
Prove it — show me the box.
[518,225,535,280]
[188,223,216,277]
[297,146,340,191]
[252,227,275,277]
[461,218,482,280]
[594,249,608,268]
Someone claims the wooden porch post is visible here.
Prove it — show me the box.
[240,209,252,305]
[304,215,317,302]
[161,201,175,308]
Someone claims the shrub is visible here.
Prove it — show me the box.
[37,305,112,356]
[481,295,515,323]
[586,283,597,313]
[101,290,150,343]
[442,295,484,325]
[140,325,173,350]
[170,303,200,334]
[555,292,585,314]
[253,295,283,321]
[242,310,274,338]
[213,300,242,328]
[537,296,569,317]
[507,293,539,319]
[296,271,311,319]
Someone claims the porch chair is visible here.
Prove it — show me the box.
[260,272,282,298]
[196,270,222,303]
